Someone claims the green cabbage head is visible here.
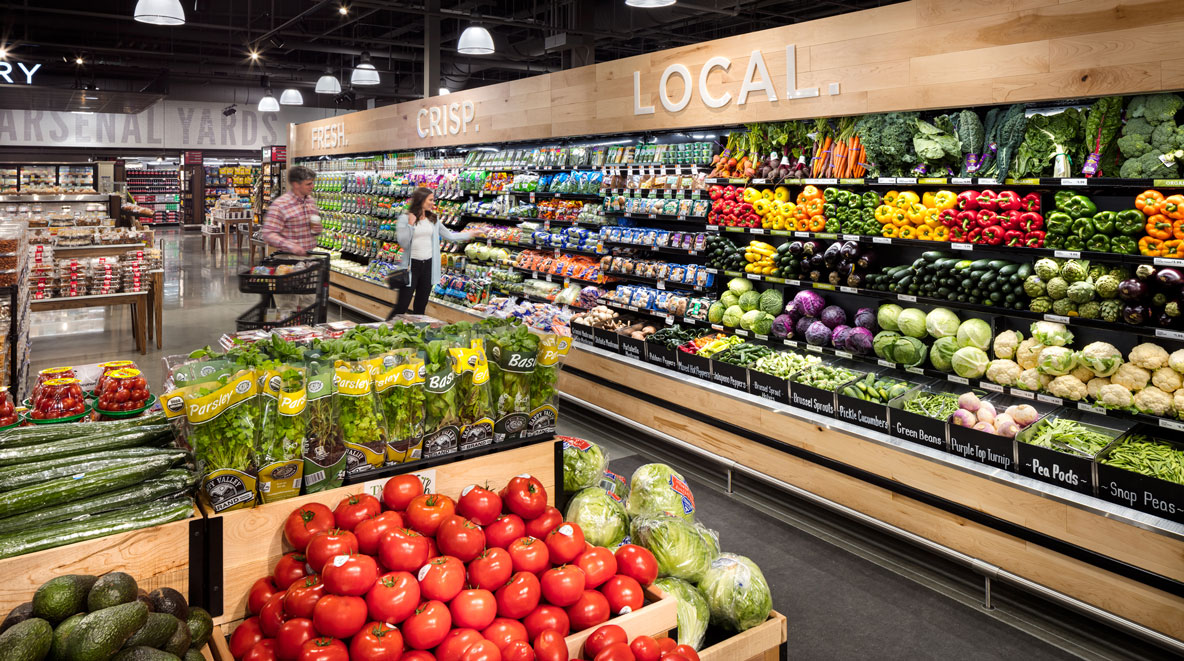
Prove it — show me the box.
[625,463,696,520]
[563,438,608,491]
[630,514,719,583]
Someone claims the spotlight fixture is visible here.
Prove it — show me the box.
[0,47,7,60]
[223,105,237,117]
[339,5,349,15]
[249,50,260,61]
[134,0,186,25]
[280,88,304,106]
[258,89,280,112]
[625,0,677,6]
[75,57,85,65]
[350,52,380,86]
[457,26,495,55]
[315,68,342,94]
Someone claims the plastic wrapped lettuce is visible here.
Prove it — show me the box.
[564,487,629,548]
[562,436,608,492]
[654,577,710,650]
[600,468,630,500]
[630,513,719,583]
[699,553,773,632]
[625,463,696,521]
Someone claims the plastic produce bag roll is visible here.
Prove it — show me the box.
[487,322,540,443]
[334,360,387,477]
[256,366,306,503]
[302,361,346,493]
[527,332,571,437]
[162,367,259,513]
[372,348,426,464]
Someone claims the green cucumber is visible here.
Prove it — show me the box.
[0,426,173,467]
[0,471,195,535]
[0,449,190,491]
[0,414,167,448]
[0,497,193,559]
[0,455,176,519]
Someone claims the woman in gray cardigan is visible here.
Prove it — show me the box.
[389,187,482,316]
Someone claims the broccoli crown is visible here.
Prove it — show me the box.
[1117,133,1152,159]
[1121,152,1180,179]
[1122,117,1154,138]
[1151,119,1182,152]
[1142,93,1184,124]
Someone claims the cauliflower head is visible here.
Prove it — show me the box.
[1134,385,1173,417]
[1174,388,1184,418]
[992,330,1023,361]
[1098,383,1135,410]
[986,359,1022,387]
[1129,343,1170,370]
[1048,375,1088,401]
[1016,338,1044,371]
[1153,366,1184,393]
[1112,363,1151,392]
[1086,377,1110,401]
[1070,364,1096,383]
[1169,349,1184,375]
[1016,368,1052,392]
[1079,341,1123,377]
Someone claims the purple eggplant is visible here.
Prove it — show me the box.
[840,241,860,261]
[1118,278,1146,302]
[787,240,803,255]
[1166,300,1181,318]
[823,242,842,267]
[801,240,823,257]
[855,252,876,270]
[1123,303,1149,325]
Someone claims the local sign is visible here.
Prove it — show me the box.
[0,61,41,85]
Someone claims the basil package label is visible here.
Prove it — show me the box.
[336,362,387,477]
[302,365,347,493]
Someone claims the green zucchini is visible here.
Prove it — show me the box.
[0,426,174,468]
[0,456,177,519]
[0,414,167,448]
[0,471,195,535]
[0,497,193,559]
[0,449,190,492]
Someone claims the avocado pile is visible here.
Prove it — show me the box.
[0,572,213,661]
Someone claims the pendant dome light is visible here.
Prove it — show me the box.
[316,67,342,94]
[279,88,304,105]
[351,52,381,86]
[257,89,280,112]
[134,0,186,25]
[457,26,495,55]
[625,0,677,7]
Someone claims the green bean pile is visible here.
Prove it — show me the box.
[1102,434,1184,485]
[902,392,961,420]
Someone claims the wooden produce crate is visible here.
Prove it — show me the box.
[203,624,233,661]
[206,439,560,625]
[565,585,677,659]
[0,504,206,617]
[698,611,788,661]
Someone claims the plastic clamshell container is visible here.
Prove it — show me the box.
[788,357,866,418]
[1096,427,1184,524]
[1015,408,1134,496]
[888,381,982,453]
[946,393,1058,472]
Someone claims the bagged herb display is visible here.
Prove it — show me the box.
[302,360,347,492]
[256,366,306,503]
[487,322,540,443]
[335,360,387,476]
[163,367,259,512]
[373,348,426,463]
[451,339,495,451]
[527,332,571,437]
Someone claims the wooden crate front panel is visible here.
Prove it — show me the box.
[565,586,676,659]
[697,612,787,661]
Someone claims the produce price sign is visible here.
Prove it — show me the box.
[1016,442,1096,496]
[645,343,678,370]
[618,335,646,362]
[835,391,890,433]
[676,350,712,380]
[788,381,835,417]
[710,359,749,392]
[748,368,789,405]
[947,424,1016,472]
[888,399,948,452]
[1096,459,1184,525]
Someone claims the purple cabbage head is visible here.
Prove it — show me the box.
[805,320,832,346]
[771,314,794,339]
[846,326,874,354]
[832,324,852,348]
[854,307,877,331]
[793,290,826,317]
[820,305,847,329]
[785,302,802,325]
[794,315,815,339]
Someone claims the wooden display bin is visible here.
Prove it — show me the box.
[565,585,677,659]
[0,504,205,617]
[204,624,233,661]
[698,612,788,661]
[205,440,559,625]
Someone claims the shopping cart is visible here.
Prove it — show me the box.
[235,251,330,331]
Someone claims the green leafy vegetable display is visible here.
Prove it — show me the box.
[256,365,307,502]
[424,339,462,433]
[630,513,720,584]
[563,437,608,492]
[1022,417,1116,457]
[653,577,711,650]
[302,361,346,492]
[626,463,696,521]
[564,487,629,548]
[335,360,387,474]
[698,553,773,632]
[486,322,539,421]
[373,348,426,462]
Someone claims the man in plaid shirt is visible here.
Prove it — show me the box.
[262,165,321,255]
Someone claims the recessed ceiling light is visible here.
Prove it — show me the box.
[439,88,450,95]
[339,5,349,15]
[249,51,260,61]
[0,47,7,60]
[75,57,85,65]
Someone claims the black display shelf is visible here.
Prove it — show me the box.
[508,191,603,201]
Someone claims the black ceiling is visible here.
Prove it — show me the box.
[0,0,900,109]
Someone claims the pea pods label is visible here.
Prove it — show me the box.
[1016,443,1095,496]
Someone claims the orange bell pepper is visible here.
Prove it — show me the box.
[1163,194,1184,220]
[1165,239,1184,259]
[807,215,826,232]
[1174,219,1184,241]
[1136,190,1165,215]
[804,198,824,217]
[798,185,822,202]
[1140,236,1165,256]
[1146,214,1173,240]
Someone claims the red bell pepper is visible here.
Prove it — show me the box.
[949,225,968,243]
[967,227,983,244]
[1024,230,1046,248]
[980,225,1005,245]
[975,209,998,229]
[709,185,724,201]
[1000,210,1024,231]
[1004,229,1025,246]
[956,190,979,211]
[956,210,978,229]
[1019,211,1043,231]
[1021,193,1041,213]
[995,190,1022,212]
[938,208,959,227]
[974,189,997,211]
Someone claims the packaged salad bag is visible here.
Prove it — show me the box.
[335,359,388,477]
[255,366,306,503]
[163,367,259,512]
[486,322,540,443]
[372,348,426,463]
[526,332,571,437]
[302,360,347,492]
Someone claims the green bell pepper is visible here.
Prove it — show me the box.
[1046,211,1073,236]
[1110,235,1138,254]
[1046,234,1065,249]
[1060,194,1097,217]
[1054,190,1076,210]
[1064,235,1086,250]
[846,193,861,208]
[1092,210,1116,236]
[824,203,838,218]
[824,187,841,202]
[861,191,880,209]
[825,217,840,233]
[1071,217,1095,241]
[1116,209,1146,236]
[1086,234,1111,252]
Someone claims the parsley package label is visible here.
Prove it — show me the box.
[335,360,388,477]
[256,366,307,503]
[373,349,427,463]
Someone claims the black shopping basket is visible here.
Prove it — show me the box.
[238,252,328,294]
[235,300,320,332]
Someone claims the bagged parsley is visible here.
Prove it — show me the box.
[302,360,346,493]
[256,365,306,503]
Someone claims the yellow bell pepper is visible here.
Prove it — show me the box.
[882,224,900,238]
[898,190,920,206]
[774,186,791,203]
[933,226,950,241]
[890,208,910,227]
[933,190,956,211]
[874,205,896,225]
[916,225,934,240]
[898,226,918,240]
[753,199,771,216]
[905,203,927,224]
[922,191,937,209]
[743,188,762,204]
[761,189,775,201]
[882,190,899,206]
[924,208,941,225]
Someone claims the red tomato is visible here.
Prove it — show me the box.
[312,594,367,639]
[405,494,456,536]
[462,639,503,661]
[334,493,381,532]
[229,617,264,660]
[594,643,635,661]
[613,545,658,586]
[436,629,484,661]
[457,484,503,526]
[355,511,404,555]
[248,577,279,615]
[305,530,359,574]
[299,637,349,661]
[380,528,430,572]
[467,547,513,592]
[350,621,405,661]
[322,553,379,597]
[274,552,310,590]
[495,571,541,619]
[485,515,526,550]
[670,646,699,661]
[417,555,466,602]
[502,641,535,661]
[383,474,425,511]
[501,475,547,520]
[245,639,278,661]
[402,600,453,650]
[506,537,549,575]
[540,565,585,607]
[583,625,627,658]
[522,605,570,640]
[437,516,487,563]
[285,503,335,552]
[481,618,528,651]
[599,575,643,615]
[532,630,568,661]
[284,576,325,620]
[365,570,420,624]
[523,507,562,540]
[450,589,498,630]
[425,537,440,560]
[260,591,289,637]
[544,524,585,565]
[656,639,677,654]
[565,590,609,632]
[403,652,438,661]
[662,654,691,661]
[276,618,317,661]
[574,548,616,589]
[629,636,661,661]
